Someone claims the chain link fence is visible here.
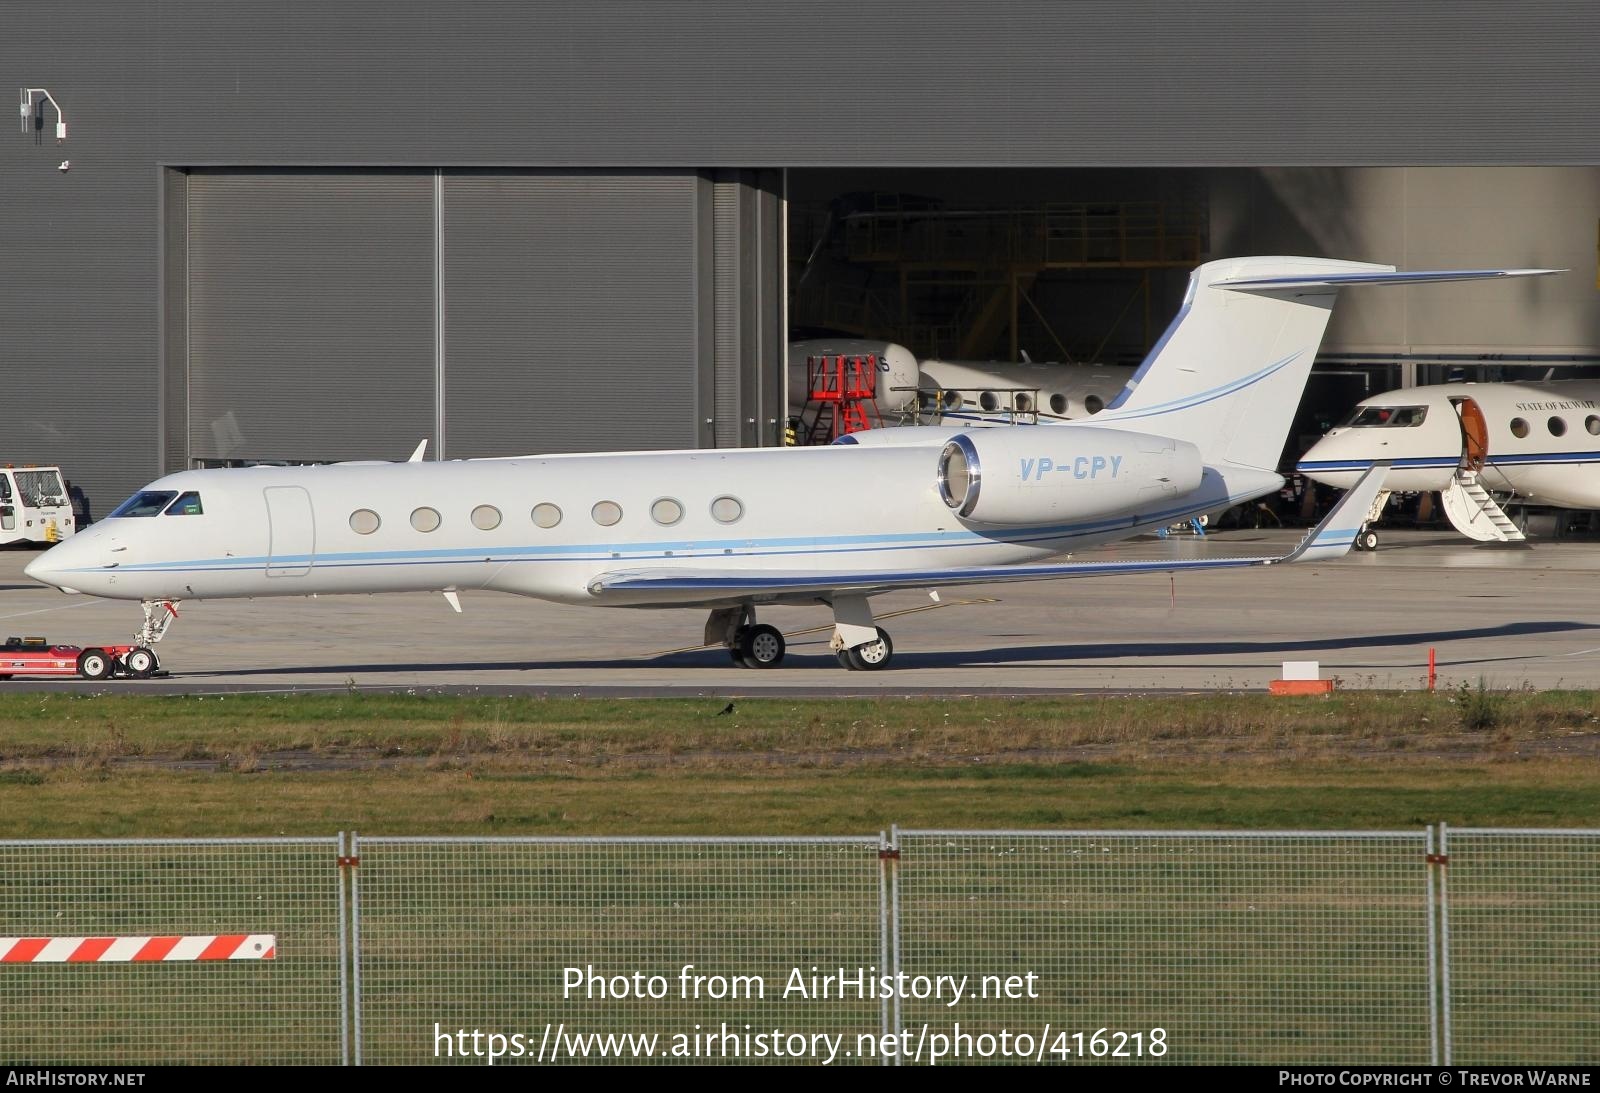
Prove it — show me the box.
[1441,827,1600,1065]
[893,830,1437,1065]
[0,837,346,1065]
[0,828,1594,1065]
[351,835,886,1065]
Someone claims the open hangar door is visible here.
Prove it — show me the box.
[166,168,783,471]
[785,169,1207,371]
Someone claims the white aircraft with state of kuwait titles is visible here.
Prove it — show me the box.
[1298,379,1600,548]
[25,257,1555,672]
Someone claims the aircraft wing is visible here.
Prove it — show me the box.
[588,465,1388,603]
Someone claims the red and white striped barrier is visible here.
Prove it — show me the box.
[0,934,275,963]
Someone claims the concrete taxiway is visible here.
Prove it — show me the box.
[0,529,1596,695]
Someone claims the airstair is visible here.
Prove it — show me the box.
[1439,469,1526,542]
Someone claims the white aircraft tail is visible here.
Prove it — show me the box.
[1095,257,1558,472]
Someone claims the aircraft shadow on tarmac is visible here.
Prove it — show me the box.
[184,619,1600,676]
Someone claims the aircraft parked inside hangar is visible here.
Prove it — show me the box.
[1298,380,1600,547]
[786,338,1134,427]
[26,257,1554,671]
[915,357,1136,425]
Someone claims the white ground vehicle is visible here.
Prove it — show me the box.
[0,466,76,546]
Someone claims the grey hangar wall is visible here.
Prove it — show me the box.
[5,2,1598,508]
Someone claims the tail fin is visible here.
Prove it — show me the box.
[1094,257,1558,471]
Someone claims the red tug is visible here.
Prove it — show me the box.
[0,637,160,680]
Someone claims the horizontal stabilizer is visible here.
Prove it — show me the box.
[588,465,1388,604]
[1211,268,1562,292]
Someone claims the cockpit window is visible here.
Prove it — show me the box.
[108,490,178,518]
[1339,405,1428,428]
[163,491,204,516]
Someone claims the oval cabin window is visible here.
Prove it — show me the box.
[651,498,684,526]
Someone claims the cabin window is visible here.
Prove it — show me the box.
[1587,416,1600,436]
[1049,394,1069,415]
[471,505,502,531]
[410,506,442,533]
[109,490,178,518]
[1548,416,1567,437]
[1510,418,1530,439]
[710,496,744,524]
[591,500,623,527]
[650,497,684,526]
[532,503,562,529]
[349,509,381,535]
[162,491,204,516]
[1084,394,1105,415]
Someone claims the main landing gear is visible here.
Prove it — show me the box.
[706,595,896,672]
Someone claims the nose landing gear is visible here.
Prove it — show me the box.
[135,600,180,648]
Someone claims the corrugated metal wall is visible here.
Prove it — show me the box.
[3,2,1598,506]
[440,172,702,457]
[186,172,436,463]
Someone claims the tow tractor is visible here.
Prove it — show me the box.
[0,637,161,680]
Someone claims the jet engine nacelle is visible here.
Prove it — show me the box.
[934,426,1204,526]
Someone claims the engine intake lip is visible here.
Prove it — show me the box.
[937,434,981,517]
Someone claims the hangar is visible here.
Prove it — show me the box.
[5,3,1598,513]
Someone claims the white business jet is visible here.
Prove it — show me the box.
[1298,379,1595,547]
[915,357,1136,424]
[27,257,1549,672]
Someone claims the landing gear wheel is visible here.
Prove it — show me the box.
[840,629,893,671]
[735,624,785,669]
[76,648,112,681]
[123,647,157,679]
[1357,529,1379,552]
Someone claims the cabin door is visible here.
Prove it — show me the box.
[1450,397,1489,473]
[264,486,316,577]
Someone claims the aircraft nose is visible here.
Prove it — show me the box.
[24,543,82,593]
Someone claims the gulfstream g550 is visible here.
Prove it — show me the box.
[26,258,1554,671]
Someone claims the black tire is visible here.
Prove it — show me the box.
[1359,529,1380,552]
[737,624,785,669]
[834,648,856,669]
[844,629,894,671]
[76,648,111,681]
[123,647,157,679]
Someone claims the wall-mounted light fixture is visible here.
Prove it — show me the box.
[19,88,66,142]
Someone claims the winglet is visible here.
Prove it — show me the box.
[1279,463,1390,564]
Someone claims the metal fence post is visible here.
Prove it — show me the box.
[888,823,903,1066]
[1424,824,1439,1066]
[1438,822,1451,1066]
[337,831,350,1067]
[348,830,363,1066]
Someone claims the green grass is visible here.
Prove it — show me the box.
[0,691,1595,835]
[0,693,1593,1064]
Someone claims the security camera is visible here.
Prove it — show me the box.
[57,160,69,172]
